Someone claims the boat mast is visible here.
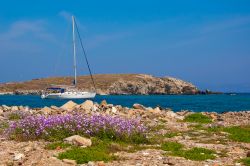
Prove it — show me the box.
[72,16,77,86]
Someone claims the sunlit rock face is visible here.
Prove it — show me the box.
[108,74,198,95]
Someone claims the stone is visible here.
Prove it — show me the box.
[2,105,10,110]
[133,103,146,110]
[61,101,77,110]
[149,107,161,114]
[18,106,24,111]
[247,151,250,157]
[11,106,19,111]
[210,113,218,120]
[50,105,59,110]
[80,100,94,110]
[92,105,98,111]
[175,115,185,120]
[64,135,92,147]
[24,146,33,153]
[40,106,53,114]
[62,159,77,165]
[87,161,95,166]
[100,100,108,107]
[13,153,25,161]
[97,161,105,166]
[166,111,177,118]
[112,107,117,113]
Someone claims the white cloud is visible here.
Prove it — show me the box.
[0,19,57,56]
[0,19,56,42]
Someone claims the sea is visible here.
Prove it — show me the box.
[1,94,250,113]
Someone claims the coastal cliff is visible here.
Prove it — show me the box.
[0,74,200,95]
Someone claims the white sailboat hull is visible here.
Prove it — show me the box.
[41,92,96,99]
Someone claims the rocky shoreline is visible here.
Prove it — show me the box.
[0,101,249,166]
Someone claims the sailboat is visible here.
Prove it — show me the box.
[41,16,96,99]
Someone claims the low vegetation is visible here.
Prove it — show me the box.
[161,142,183,152]
[184,113,212,123]
[7,111,30,121]
[45,142,71,150]
[57,138,154,164]
[240,157,250,166]
[194,125,250,143]
[5,113,148,143]
[164,132,180,138]
[0,122,9,134]
[58,143,117,164]
[161,141,217,161]
[176,147,216,161]
[224,126,250,143]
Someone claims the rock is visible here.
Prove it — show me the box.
[108,74,198,95]
[97,161,105,166]
[166,111,177,118]
[80,100,94,110]
[24,146,33,153]
[100,100,108,107]
[149,107,161,114]
[247,151,250,157]
[61,101,77,110]
[87,161,95,166]
[40,106,53,114]
[92,104,98,111]
[133,103,146,110]
[210,113,218,120]
[18,106,24,111]
[11,106,19,111]
[64,135,92,147]
[62,159,77,165]
[2,105,10,110]
[13,153,25,161]
[112,107,117,113]
[50,105,60,110]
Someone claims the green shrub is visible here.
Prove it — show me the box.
[224,126,250,143]
[161,142,183,152]
[240,157,250,166]
[0,122,9,134]
[184,113,212,123]
[176,147,216,161]
[8,113,22,120]
[58,141,117,164]
[161,142,216,161]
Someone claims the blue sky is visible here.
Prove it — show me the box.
[0,0,250,92]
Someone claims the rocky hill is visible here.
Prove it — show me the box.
[0,74,199,95]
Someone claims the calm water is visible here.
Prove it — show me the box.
[0,94,250,113]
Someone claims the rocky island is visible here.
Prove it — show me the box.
[0,74,214,95]
[0,101,249,166]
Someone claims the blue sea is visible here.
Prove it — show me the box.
[0,94,250,113]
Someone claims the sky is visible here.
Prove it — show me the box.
[0,0,250,92]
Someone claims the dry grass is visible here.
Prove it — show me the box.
[0,74,148,92]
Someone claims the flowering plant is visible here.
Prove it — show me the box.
[5,113,147,143]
